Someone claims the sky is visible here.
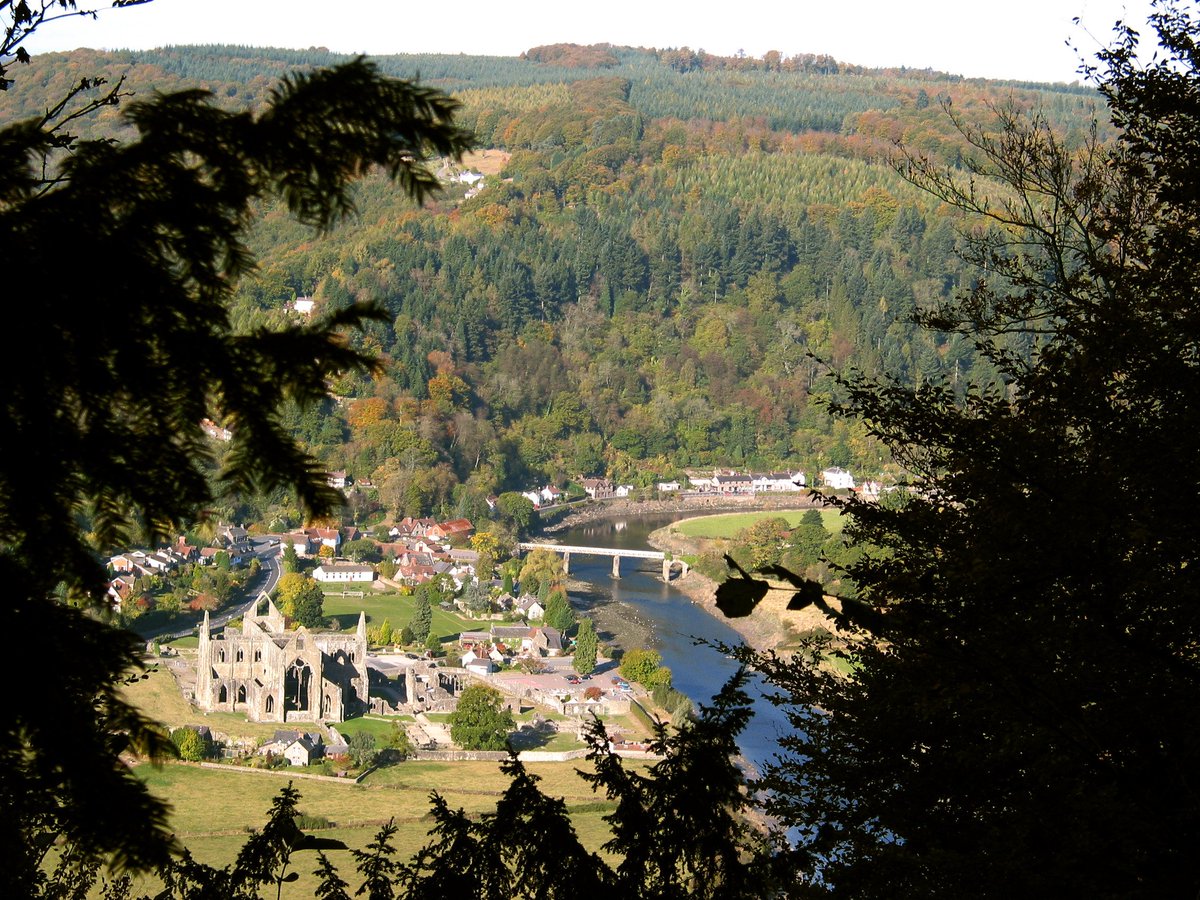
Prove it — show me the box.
[22,0,1159,85]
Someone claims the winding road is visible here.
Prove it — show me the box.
[135,537,282,641]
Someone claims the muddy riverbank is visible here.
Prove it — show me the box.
[645,522,799,651]
[542,498,824,652]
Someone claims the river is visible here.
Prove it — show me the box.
[555,514,794,774]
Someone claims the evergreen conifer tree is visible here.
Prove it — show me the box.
[0,5,470,884]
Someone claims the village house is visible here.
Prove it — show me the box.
[458,631,493,652]
[822,467,856,490]
[751,472,806,492]
[392,517,437,538]
[857,480,882,502]
[487,623,563,659]
[530,626,563,656]
[285,297,315,317]
[283,734,324,767]
[313,562,376,583]
[447,547,480,567]
[109,551,144,574]
[580,477,615,500]
[428,518,474,542]
[107,574,136,608]
[283,526,342,557]
[516,596,545,620]
[712,473,754,494]
[171,537,199,564]
[460,649,496,676]
[395,552,440,584]
[489,625,532,658]
[257,729,325,765]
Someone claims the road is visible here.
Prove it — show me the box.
[136,537,281,641]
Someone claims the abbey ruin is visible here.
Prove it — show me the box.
[194,598,369,723]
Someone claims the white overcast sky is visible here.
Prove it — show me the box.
[24,1,1159,84]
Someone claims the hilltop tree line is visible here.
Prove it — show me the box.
[0,42,1106,531]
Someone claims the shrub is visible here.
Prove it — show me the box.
[294,812,334,830]
[170,727,206,762]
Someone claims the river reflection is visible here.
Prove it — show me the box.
[554,514,794,773]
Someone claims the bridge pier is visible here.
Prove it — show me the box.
[661,559,691,582]
[612,555,621,579]
[562,552,570,575]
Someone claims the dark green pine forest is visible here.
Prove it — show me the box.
[0,42,1106,521]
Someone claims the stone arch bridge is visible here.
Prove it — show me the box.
[517,542,689,582]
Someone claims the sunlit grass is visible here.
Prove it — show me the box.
[671,508,842,539]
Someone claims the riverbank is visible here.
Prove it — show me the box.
[541,493,823,534]
[543,497,825,652]
[645,520,798,651]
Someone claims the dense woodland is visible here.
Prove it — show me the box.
[1,43,1108,524]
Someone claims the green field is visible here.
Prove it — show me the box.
[129,756,644,896]
[671,508,843,539]
[321,592,479,642]
[121,666,292,742]
[334,715,414,740]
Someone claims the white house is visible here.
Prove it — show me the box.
[822,467,856,490]
[521,490,543,509]
[858,480,882,502]
[516,596,545,620]
[283,735,322,766]
[751,472,804,492]
[313,563,376,583]
[460,649,496,675]
[657,480,681,492]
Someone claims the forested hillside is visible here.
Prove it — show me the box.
[2,43,1107,525]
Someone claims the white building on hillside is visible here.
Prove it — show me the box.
[313,563,376,583]
[821,467,855,490]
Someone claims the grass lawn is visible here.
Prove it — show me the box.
[510,728,585,752]
[514,709,570,723]
[120,666,293,742]
[129,757,645,897]
[322,592,478,642]
[119,664,197,728]
[672,507,843,539]
[335,716,414,740]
